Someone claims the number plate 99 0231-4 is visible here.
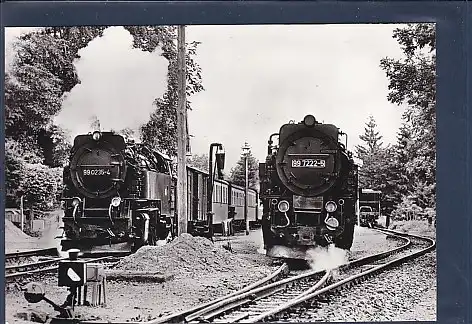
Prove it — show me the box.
[291,159,325,168]
[82,169,111,176]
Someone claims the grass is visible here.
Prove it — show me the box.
[389,219,436,239]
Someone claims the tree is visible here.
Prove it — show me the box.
[380,23,436,214]
[5,27,106,164]
[230,150,259,189]
[355,116,385,189]
[186,154,209,172]
[126,26,204,157]
[355,115,383,160]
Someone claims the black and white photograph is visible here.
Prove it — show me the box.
[4,23,436,323]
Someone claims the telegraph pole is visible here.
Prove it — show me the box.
[242,142,251,235]
[176,25,188,236]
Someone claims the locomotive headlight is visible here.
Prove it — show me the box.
[325,201,337,213]
[92,131,102,141]
[278,200,290,213]
[111,197,121,207]
[71,197,81,207]
[325,217,340,230]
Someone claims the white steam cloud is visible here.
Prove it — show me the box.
[55,26,169,141]
[306,244,349,272]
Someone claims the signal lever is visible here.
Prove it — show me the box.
[23,282,74,319]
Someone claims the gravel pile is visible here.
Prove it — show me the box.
[114,233,258,278]
[5,219,31,242]
[291,251,437,322]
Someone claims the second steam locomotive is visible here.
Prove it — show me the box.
[259,115,358,259]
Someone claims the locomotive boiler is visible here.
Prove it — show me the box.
[259,115,358,259]
[60,131,175,253]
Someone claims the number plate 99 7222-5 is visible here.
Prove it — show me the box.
[291,159,325,168]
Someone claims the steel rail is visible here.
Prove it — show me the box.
[6,257,68,273]
[246,229,435,323]
[5,247,58,260]
[5,256,122,280]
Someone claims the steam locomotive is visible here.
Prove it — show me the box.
[59,130,259,253]
[259,115,358,260]
[60,131,176,253]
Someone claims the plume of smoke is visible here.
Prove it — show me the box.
[306,244,349,272]
[55,26,168,142]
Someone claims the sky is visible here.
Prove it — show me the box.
[5,24,408,170]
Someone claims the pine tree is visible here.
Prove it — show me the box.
[229,150,259,189]
[355,115,383,160]
[355,116,384,189]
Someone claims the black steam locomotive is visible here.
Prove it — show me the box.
[259,115,358,260]
[60,131,176,253]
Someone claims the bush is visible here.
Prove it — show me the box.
[390,196,423,221]
[5,138,64,210]
[19,163,63,211]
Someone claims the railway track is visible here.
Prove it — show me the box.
[5,247,59,261]
[5,255,124,282]
[234,229,435,323]
[138,228,432,324]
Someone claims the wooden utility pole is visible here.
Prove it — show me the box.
[176,25,188,236]
[20,195,25,232]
